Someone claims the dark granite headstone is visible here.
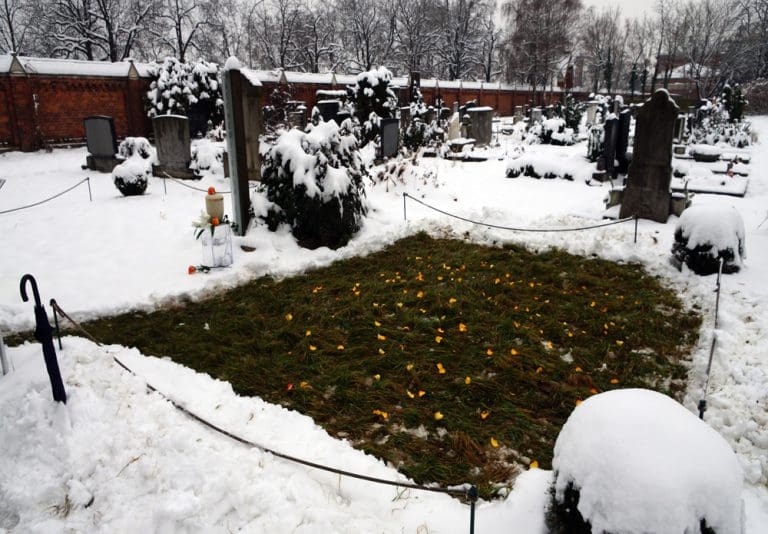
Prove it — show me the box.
[288,110,307,130]
[530,108,543,123]
[379,118,399,159]
[84,115,119,172]
[316,100,341,122]
[616,109,631,174]
[399,106,412,132]
[334,110,351,126]
[597,116,618,175]
[673,114,686,143]
[619,90,679,223]
[467,107,493,146]
[152,115,194,179]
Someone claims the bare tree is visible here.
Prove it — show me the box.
[476,3,502,82]
[254,0,303,70]
[335,0,396,72]
[294,1,341,72]
[578,6,627,93]
[151,0,206,62]
[392,0,440,75]
[0,0,31,53]
[625,15,659,97]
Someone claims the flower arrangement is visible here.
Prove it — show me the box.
[192,210,230,240]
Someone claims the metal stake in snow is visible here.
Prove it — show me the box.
[699,257,724,419]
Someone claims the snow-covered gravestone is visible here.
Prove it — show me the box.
[551,389,743,534]
[467,107,493,146]
[672,204,746,275]
[152,115,194,179]
[379,117,399,159]
[84,115,119,172]
[316,100,341,122]
[620,89,678,223]
[222,57,263,236]
[531,108,543,123]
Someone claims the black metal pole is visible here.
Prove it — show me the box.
[86,177,93,202]
[50,299,62,350]
[403,193,408,221]
[633,215,638,243]
[468,485,478,534]
[163,175,167,195]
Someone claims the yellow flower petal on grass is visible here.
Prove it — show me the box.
[459,323,468,332]
[374,374,381,380]
[406,390,415,399]
[406,363,414,371]
[434,411,444,421]
[480,410,490,420]
[284,313,293,321]
[464,376,471,385]
[309,345,317,351]
[610,378,619,384]
[510,348,519,356]
[377,333,387,341]
[490,437,499,448]
[418,390,426,397]
[449,297,457,304]
[337,345,345,351]
[374,320,382,327]
[616,340,624,346]
[372,409,389,421]
[535,366,543,374]
[396,302,404,308]
[486,348,494,356]
[305,330,312,337]
[436,362,446,374]
[529,460,539,469]
[435,336,443,344]
[378,348,386,355]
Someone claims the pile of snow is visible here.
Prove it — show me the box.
[552,389,744,533]
[190,139,225,177]
[672,204,746,274]
[506,153,591,181]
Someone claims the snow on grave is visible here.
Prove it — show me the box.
[152,115,194,180]
[671,204,746,275]
[550,389,744,534]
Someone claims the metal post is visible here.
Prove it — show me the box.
[163,175,167,195]
[50,299,62,350]
[633,215,639,243]
[403,193,408,221]
[468,485,478,534]
[0,334,9,375]
[86,177,93,202]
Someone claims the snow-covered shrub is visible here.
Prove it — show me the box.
[259,119,368,249]
[672,204,746,275]
[744,78,768,114]
[526,117,575,146]
[264,86,293,135]
[372,156,438,192]
[506,154,574,180]
[146,58,223,134]
[562,94,584,131]
[402,87,443,152]
[549,389,743,534]
[112,137,154,196]
[721,84,747,123]
[348,67,398,142]
[190,139,225,176]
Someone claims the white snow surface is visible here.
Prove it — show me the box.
[1,116,768,532]
[553,389,743,534]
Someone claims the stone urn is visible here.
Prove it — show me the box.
[205,190,224,220]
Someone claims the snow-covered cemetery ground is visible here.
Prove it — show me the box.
[1,117,767,532]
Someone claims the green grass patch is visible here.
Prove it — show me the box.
[49,233,703,498]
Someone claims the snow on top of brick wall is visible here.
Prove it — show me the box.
[0,55,154,78]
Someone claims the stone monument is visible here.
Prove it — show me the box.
[379,117,399,159]
[619,89,679,223]
[83,116,119,172]
[152,115,194,179]
[466,107,493,146]
[316,100,341,122]
[616,109,631,174]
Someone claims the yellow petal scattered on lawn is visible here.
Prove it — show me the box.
[529,460,539,469]
[543,341,553,350]
[495,278,501,284]
[299,381,310,389]
[284,313,293,321]
[305,330,312,337]
[437,275,443,281]
[374,374,381,380]
[377,333,387,341]
[480,410,490,420]
[459,323,468,332]
[510,348,519,356]
[464,376,471,385]
[406,390,415,399]
[309,345,317,351]
[616,340,624,346]
[574,366,583,373]
[590,301,596,307]
[372,409,389,420]
[529,282,535,288]
[575,399,583,406]
[437,327,445,334]
[417,290,425,299]
[337,345,345,351]
[437,362,446,374]
[416,272,424,281]
[374,320,382,327]
[406,363,414,371]
[433,411,444,421]
[590,388,599,394]
[396,302,404,308]
[486,348,494,356]
[568,331,574,337]
[372,302,379,307]
[418,390,426,397]
[435,335,443,344]
[490,437,500,448]
[449,297,457,304]
[536,366,543,374]
[378,348,386,355]
[420,308,427,314]
[610,378,620,384]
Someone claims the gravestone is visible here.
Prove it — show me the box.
[530,108,543,123]
[222,61,264,235]
[316,100,341,122]
[399,106,412,132]
[447,102,461,140]
[619,89,679,223]
[586,101,599,125]
[616,109,631,174]
[152,115,194,179]
[673,114,687,143]
[597,116,618,177]
[84,115,119,172]
[379,117,399,159]
[288,110,306,130]
[514,106,524,124]
[334,110,351,126]
[466,107,493,146]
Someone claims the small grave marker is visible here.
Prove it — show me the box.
[83,115,119,172]
[466,107,493,146]
[152,115,194,179]
[379,117,399,159]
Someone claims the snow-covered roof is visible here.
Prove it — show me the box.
[0,54,154,78]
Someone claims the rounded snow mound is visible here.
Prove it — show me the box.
[672,204,745,275]
[552,389,743,534]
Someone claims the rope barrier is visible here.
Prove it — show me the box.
[160,172,260,194]
[48,301,478,526]
[698,257,724,419]
[0,178,91,215]
[403,192,637,234]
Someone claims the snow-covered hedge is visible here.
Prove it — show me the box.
[190,139,225,177]
[259,119,368,249]
[348,67,398,143]
[112,138,155,196]
[672,204,746,275]
[506,154,574,180]
[549,389,743,533]
[526,117,576,146]
[146,58,223,134]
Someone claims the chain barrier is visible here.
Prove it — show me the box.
[698,258,724,419]
[0,177,92,215]
[48,300,479,531]
[403,192,638,240]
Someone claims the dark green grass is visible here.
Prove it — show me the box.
[38,233,703,498]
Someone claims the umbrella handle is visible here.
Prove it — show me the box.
[20,274,42,307]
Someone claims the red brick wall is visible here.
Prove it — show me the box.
[0,79,12,144]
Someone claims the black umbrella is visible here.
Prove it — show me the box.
[20,274,66,403]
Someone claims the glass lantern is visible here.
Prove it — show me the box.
[201,223,233,268]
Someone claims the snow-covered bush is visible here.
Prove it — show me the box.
[506,154,574,180]
[372,156,439,192]
[562,94,584,131]
[112,137,154,196]
[259,119,368,249]
[190,139,225,176]
[526,117,575,146]
[402,87,443,152]
[721,84,747,123]
[146,58,223,135]
[348,67,398,143]
[549,389,743,534]
[672,204,746,275]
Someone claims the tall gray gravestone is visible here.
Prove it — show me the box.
[152,115,194,179]
[84,115,119,172]
[616,109,631,174]
[379,117,399,159]
[514,106,524,124]
[619,90,679,223]
[467,107,493,146]
[222,62,264,235]
[598,116,618,177]
[316,100,341,122]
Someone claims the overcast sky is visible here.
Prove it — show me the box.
[585,0,658,20]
